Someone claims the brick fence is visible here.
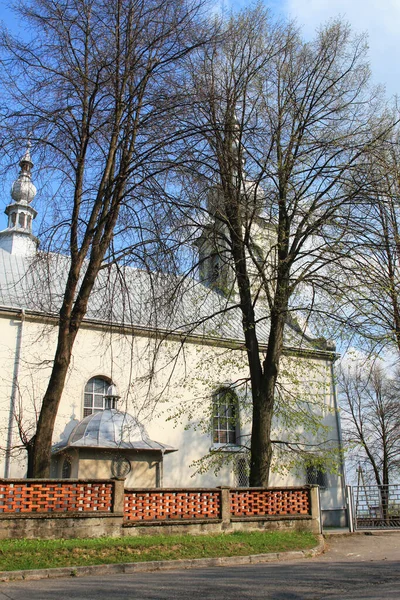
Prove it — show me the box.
[123,487,311,523]
[0,480,114,513]
[124,488,222,522]
[0,479,320,539]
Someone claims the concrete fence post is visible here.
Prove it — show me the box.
[219,486,231,526]
[112,478,125,515]
[309,485,322,534]
[346,485,354,532]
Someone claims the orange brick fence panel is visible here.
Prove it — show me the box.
[124,489,221,522]
[230,488,311,518]
[0,480,114,513]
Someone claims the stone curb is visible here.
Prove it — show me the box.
[0,536,324,582]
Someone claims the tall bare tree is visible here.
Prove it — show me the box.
[327,127,400,356]
[0,0,213,477]
[339,362,400,487]
[173,8,392,485]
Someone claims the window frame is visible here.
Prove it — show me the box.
[212,387,239,448]
[83,376,112,417]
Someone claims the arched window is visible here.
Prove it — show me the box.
[83,376,111,417]
[212,388,238,445]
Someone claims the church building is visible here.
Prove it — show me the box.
[0,147,347,526]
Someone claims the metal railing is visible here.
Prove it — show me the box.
[353,484,400,529]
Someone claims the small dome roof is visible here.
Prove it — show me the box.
[53,409,176,453]
[11,146,37,205]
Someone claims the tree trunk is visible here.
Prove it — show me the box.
[249,377,273,486]
[249,301,287,486]
[25,437,35,479]
[31,329,76,478]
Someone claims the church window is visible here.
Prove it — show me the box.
[83,376,111,417]
[212,388,238,445]
[111,455,131,478]
[19,212,25,227]
[209,254,220,283]
[62,457,71,478]
[235,457,249,487]
[11,212,16,226]
[306,465,328,488]
[252,244,265,268]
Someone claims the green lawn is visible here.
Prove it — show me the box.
[0,530,317,572]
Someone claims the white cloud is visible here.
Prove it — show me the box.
[285,0,400,97]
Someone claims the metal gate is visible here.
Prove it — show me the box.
[352,484,400,530]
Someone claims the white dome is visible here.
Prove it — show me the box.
[11,174,37,204]
[57,408,176,453]
[10,147,37,205]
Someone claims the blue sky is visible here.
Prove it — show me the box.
[223,0,400,97]
[1,0,399,229]
[286,0,400,97]
[1,0,399,95]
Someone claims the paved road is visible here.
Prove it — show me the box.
[0,532,399,600]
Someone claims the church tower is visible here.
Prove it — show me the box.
[196,120,276,299]
[0,143,38,256]
[196,187,233,295]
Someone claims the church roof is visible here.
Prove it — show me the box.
[0,146,325,353]
[0,247,317,351]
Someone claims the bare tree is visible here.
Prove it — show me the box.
[172,8,392,485]
[326,126,400,356]
[339,362,400,487]
[0,0,213,477]
[0,1,394,486]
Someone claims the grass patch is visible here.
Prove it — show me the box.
[0,530,317,572]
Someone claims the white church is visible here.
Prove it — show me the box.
[0,147,347,526]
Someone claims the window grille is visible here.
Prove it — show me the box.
[235,457,249,487]
[213,388,238,444]
[62,457,71,479]
[83,377,110,417]
[306,465,328,488]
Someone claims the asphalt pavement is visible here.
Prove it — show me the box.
[0,532,399,600]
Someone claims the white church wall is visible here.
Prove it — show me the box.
[0,309,345,516]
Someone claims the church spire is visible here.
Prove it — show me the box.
[0,142,38,255]
[11,141,37,206]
